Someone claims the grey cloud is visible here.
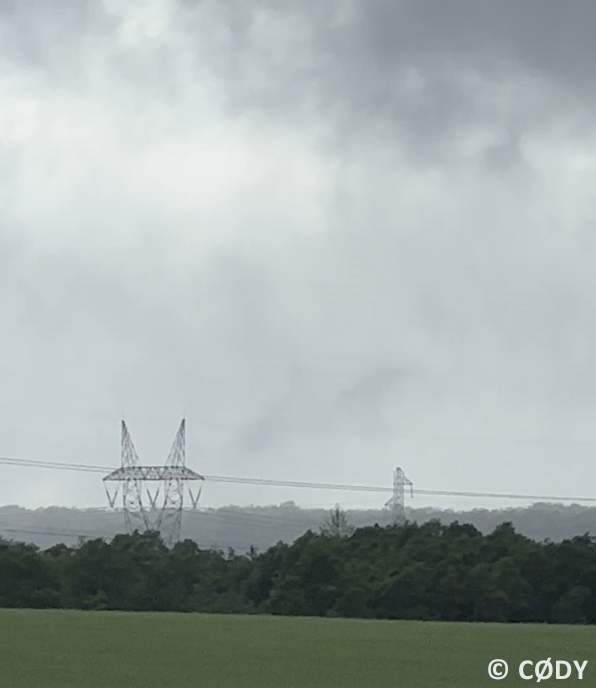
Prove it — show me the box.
[337,367,404,421]
[2,0,596,509]
[1,1,589,163]
[0,1,118,76]
[173,0,596,166]
[338,367,404,403]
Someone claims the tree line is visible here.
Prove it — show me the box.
[1,517,595,623]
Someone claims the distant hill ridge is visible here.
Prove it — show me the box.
[1,502,596,552]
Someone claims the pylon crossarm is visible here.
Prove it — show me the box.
[103,466,204,481]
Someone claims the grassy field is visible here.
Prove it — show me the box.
[0,609,595,687]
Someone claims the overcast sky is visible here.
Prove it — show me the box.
[2,0,596,512]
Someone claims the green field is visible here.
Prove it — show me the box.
[0,609,594,687]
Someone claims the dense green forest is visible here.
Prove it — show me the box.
[2,518,596,623]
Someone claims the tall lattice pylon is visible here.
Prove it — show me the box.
[103,419,204,546]
[385,467,413,526]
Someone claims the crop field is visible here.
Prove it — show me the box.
[0,609,595,687]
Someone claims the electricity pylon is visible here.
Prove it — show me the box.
[103,419,204,546]
[385,467,413,526]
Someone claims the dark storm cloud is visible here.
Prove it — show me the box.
[174,0,596,165]
[354,0,596,90]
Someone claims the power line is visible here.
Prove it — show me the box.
[202,474,392,493]
[0,456,107,473]
[2,454,596,505]
[414,488,596,502]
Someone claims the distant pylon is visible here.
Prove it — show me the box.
[385,467,413,526]
[103,419,204,546]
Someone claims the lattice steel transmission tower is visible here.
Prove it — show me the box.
[385,467,413,526]
[103,419,204,546]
